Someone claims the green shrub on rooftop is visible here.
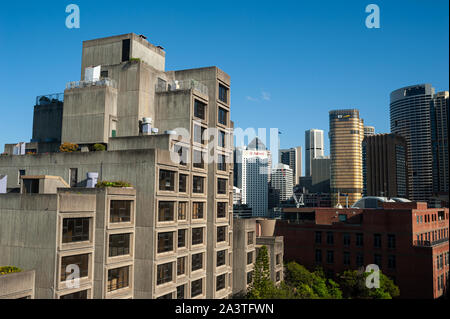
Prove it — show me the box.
[96,181,132,188]
[93,143,106,151]
[0,266,22,275]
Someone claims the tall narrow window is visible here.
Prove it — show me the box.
[122,39,130,62]
[219,84,228,104]
[218,107,228,125]
[69,168,78,187]
[194,100,206,120]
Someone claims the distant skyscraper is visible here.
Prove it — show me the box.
[329,109,364,207]
[364,126,375,136]
[390,84,435,202]
[311,156,331,193]
[241,138,270,217]
[279,147,301,185]
[233,146,244,189]
[430,91,449,195]
[305,129,324,177]
[363,133,409,198]
[271,163,294,204]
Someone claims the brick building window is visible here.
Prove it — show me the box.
[356,233,364,247]
[315,231,322,244]
[374,234,382,248]
[326,232,334,245]
[388,255,396,269]
[343,233,351,247]
[326,250,334,264]
[356,253,364,267]
[388,234,396,249]
[315,249,322,263]
[343,252,350,266]
[374,254,382,268]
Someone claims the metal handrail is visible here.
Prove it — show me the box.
[66,78,117,90]
[414,237,449,247]
[155,79,208,96]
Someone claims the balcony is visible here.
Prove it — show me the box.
[36,93,64,106]
[155,79,208,96]
[66,78,117,90]
[414,237,449,247]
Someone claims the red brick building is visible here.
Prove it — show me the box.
[276,202,449,298]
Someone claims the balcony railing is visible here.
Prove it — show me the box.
[36,93,64,106]
[155,79,208,96]
[414,237,449,247]
[66,78,117,90]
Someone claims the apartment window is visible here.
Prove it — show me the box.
[374,234,382,248]
[247,271,253,285]
[374,254,382,268]
[326,250,334,264]
[193,150,205,169]
[62,218,90,243]
[276,271,281,282]
[157,232,173,253]
[177,257,186,276]
[216,274,226,291]
[191,279,203,297]
[276,254,281,266]
[194,99,206,120]
[315,231,322,244]
[343,233,351,247]
[159,170,175,191]
[18,169,26,184]
[356,253,364,267]
[217,250,226,267]
[356,233,364,247]
[217,178,227,194]
[60,290,88,299]
[179,174,188,193]
[194,125,206,145]
[157,293,172,299]
[218,107,228,125]
[192,176,204,193]
[217,202,227,219]
[178,229,186,248]
[219,84,228,104]
[69,168,78,187]
[61,254,89,282]
[217,154,227,171]
[247,251,253,265]
[248,231,254,245]
[192,202,204,219]
[388,234,396,249]
[22,179,39,193]
[192,227,204,245]
[122,39,130,62]
[218,130,226,148]
[315,249,322,263]
[157,262,173,285]
[326,232,334,245]
[178,202,187,220]
[343,252,351,266]
[109,233,131,257]
[110,200,132,223]
[158,201,175,222]
[192,253,203,271]
[176,285,185,299]
[388,255,396,269]
[217,226,227,242]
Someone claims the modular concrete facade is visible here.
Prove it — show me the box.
[0,270,35,299]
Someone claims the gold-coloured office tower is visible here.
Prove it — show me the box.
[329,109,364,207]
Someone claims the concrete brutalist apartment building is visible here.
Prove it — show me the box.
[0,33,234,299]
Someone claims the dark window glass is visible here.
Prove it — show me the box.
[192,202,204,219]
[174,145,188,166]
[62,218,90,243]
[109,233,131,257]
[356,253,364,267]
[216,274,226,291]
[177,257,186,276]
[356,233,364,247]
[344,252,351,265]
[388,234,396,249]
[61,254,89,282]
[315,249,322,263]
[388,255,396,269]
[192,228,203,245]
[194,125,206,145]
[194,100,206,120]
[108,266,129,292]
[122,39,130,62]
[179,174,188,193]
[219,84,228,104]
[191,279,202,297]
[247,251,253,265]
[110,201,132,223]
[374,234,382,248]
[315,231,322,244]
[159,170,175,191]
[176,285,185,299]
[193,176,204,193]
[178,229,186,248]
[218,130,226,148]
[217,226,227,242]
[326,250,334,264]
[60,290,88,299]
[193,150,205,169]
[217,250,226,267]
[158,201,175,222]
[247,271,253,284]
[23,179,39,193]
[343,233,351,247]
[248,231,254,245]
[192,253,203,271]
[217,202,227,219]
[69,168,78,187]
[217,178,227,194]
[157,293,172,299]
[218,107,228,125]
[157,262,173,285]
[157,232,173,253]
[276,271,281,282]
[374,254,382,268]
[326,232,334,245]
[217,154,227,171]
[178,202,187,220]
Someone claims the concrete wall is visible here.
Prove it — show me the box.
[0,270,35,299]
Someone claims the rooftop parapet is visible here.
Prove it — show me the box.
[65,78,117,90]
[155,79,208,96]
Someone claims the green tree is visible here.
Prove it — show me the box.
[246,245,275,299]
[338,269,399,299]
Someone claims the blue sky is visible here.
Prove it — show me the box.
[0,0,448,174]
